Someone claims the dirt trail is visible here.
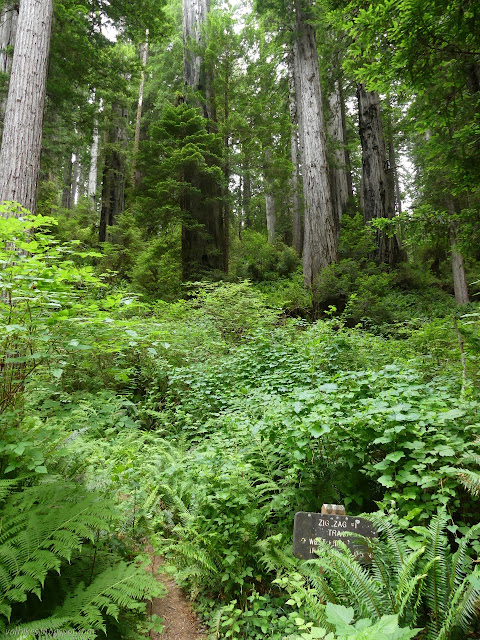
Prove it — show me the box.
[147,554,207,640]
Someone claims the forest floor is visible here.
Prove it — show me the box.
[147,553,207,640]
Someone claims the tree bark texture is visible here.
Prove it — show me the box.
[99,104,127,243]
[447,202,469,304]
[182,0,225,279]
[264,147,276,243]
[293,0,337,288]
[88,95,102,206]
[61,154,73,209]
[183,0,209,93]
[71,152,80,206]
[88,122,100,204]
[327,79,350,232]
[357,84,401,266]
[288,56,302,255]
[0,5,18,73]
[0,0,53,216]
[451,242,469,305]
[0,4,18,137]
[242,165,251,229]
[265,194,276,243]
[385,106,402,216]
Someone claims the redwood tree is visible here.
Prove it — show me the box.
[0,0,53,215]
[357,84,401,266]
[293,0,337,287]
[181,0,226,279]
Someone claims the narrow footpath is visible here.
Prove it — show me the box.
[147,554,207,640]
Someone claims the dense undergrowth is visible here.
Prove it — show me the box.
[2,216,480,639]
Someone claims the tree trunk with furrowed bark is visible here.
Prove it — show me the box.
[0,0,53,216]
[293,0,337,287]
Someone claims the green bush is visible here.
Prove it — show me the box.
[229,230,300,281]
[129,227,182,301]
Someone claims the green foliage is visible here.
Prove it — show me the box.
[0,212,103,412]
[0,482,164,636]
[3,206,480,638]
[189,280,278,340]
[291,603,419,640]
[303,513,480,640]
[338,213,376,262]
[314,257,456,331]
[136,102,224,235]
[0,217,165,637]
[230,230,300,282]
[129,227,182,300]
[256,270,313,318]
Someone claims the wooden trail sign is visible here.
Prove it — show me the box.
[293,504,376,561]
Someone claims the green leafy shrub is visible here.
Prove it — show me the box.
[0,481,164,637]
[229,230,300,281]
[291,603,419,640]
[0,214,165,637]
[338,212,376,262]
[257,269,313,317]
[129,227,182,300]
[189,280,279,340]
[306,513,480,640]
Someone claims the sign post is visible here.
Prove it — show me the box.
[293,504,376,561]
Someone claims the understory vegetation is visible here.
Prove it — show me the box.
[1,215,480,639]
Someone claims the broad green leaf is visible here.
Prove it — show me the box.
[325,603,354,626]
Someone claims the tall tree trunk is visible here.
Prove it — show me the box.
[265,194,276,243]
[0,3,19,139]
[243,164,251,230]
[451,237,469,305]
[447,198,469,304]
[88,123,100,205]
[264,147,276,243]
[99,104,127,243]
[327,79,350,233]
[0,0,53,215]
[71,151,80,206]
[88,95,101,206]
[288,55,302,255]
[385,100,402,216]
[339,80,353,202]
[183,0,209,93]
[132,33,148,187]
[0,5,18,74]
[181,0,226,279]
[293,0,337,287]
[61,154,73,209]
[357,84,401,266]
[223,53,230,272]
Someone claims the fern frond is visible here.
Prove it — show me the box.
[168,540,219,576]
[0,483,114,615]
[435,569,480,640]
[0,479,18,503]
[456,468,480,497]
[257,537,297,574]
[449,523,480,590]
[314,539,386,619]
[394,545,426,619]
[55,561,164,631]
[366,513,409,573]
[424,512,450,636]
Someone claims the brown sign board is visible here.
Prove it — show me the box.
[293,511,377,561]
